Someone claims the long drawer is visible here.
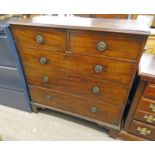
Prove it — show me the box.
[24,65,128,106]
[11,26,66,51]
[128,120,155,140]
[0,66,23,91]
[0,87,31,112]
[18,48,135,85]
[70,31,144,60]
[29,85,122,126]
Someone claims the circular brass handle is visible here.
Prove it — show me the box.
[95,65,103,73]
[46,95,52,101]
[40,57,47,64]
[90,106,98,113]
[97,41,106,52]
[36,34,44,44]
[92,86,100,94]
[43,76,49,83]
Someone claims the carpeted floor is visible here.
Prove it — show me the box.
[0,104,115,141]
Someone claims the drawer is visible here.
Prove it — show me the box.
[11,26,66,51]
[138,97,155,114]
[0,87,31,112]
[0,33,17,67]
[19,48,134,85]
[29,86,122,126]
[70,32,144,60]
[129,120,155,140]
[24,66,128,106]
[0,66,24,91]
[143,83,155,100]
[135,110,155,126]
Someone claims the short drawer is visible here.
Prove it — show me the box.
[138,97,155,114]
[19,48,134,86]
[24,67,128,106]
[129,120,155,140]
[0,87,31,112]
[143,83,155,100]
[135,110,155,126]
[70,31,144,60]
[29,86,122,126]
[11,26,66,51]
[0,66,23,91]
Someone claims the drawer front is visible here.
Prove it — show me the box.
[138,97,155,114]
[23,66,128,106]
[29,86,122,126]
[135,110,155,126]
[0,33,17,67]
[0,87,31,112]
[129,120,155,140]
[70,32,144,60]
[11,26,66,51]
[143,83,155,100]
[0,66,23,91]
[19,48,134,85]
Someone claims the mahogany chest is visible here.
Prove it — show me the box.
[9,16,149,138]
[119,53,155,140]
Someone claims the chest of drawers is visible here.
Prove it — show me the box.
[119,53,155,140]
[9,16,149,138]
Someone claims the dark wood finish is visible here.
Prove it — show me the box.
[138,97,155,114]
[70,32,144,61]
[135,110,155,126]
[128,120,155,140]
[108,128,119,138]
[119,131,146,141]
[143,83,155,100]
[119,53,155,141]
[29,85,122,126]
[11,26,66,51]
[10,16,149,138]
[20,64,128,106]
[9,16,150,35]
[124,80,147,131]
[16,48,135,86]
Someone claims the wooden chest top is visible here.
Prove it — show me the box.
[9,16,150,35]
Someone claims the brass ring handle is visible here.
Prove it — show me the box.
[43,76,49,83]
[36,34,44,44]
[97,41,107,52]
[40,57,47,64]
[149,104,155,112]
[144,115,155,123]
[90,106,98,113]
[95,65,103,73]
[92,86,100,94]
[137,127,151,136]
